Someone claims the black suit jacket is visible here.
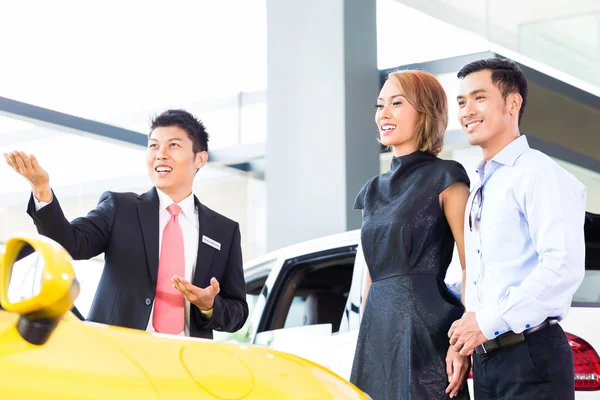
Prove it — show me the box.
[27,187,248,339]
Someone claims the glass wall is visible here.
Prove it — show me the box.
[0,0,268,141]
[376,0,490,69]
[518,11,600,90]
[389,0,600,94]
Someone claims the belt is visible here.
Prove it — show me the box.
[474,318,559,355]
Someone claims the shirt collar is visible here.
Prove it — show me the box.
[491,135,530,166]
[474,135,529,186]
[156,188,196,218]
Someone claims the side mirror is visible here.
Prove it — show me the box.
[0,235,80,345]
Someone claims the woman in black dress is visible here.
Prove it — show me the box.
[350,70,471,399]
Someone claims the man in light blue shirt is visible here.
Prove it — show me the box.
[448,58,586,399]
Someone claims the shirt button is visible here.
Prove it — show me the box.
[475,169,479,173]
[494,331,499,336]
[526,324,531,329]
[476,217,481,222]
[477,249,481,254]
[473,281,477,285]
[145,298,152,306]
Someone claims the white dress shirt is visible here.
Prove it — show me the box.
[35,188,203,337]
[146,189,199,336]
[464,135,587,340]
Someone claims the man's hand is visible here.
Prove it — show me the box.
[448,312,488,356]
[3,151,52,202]
[172,276,220,311]
[445,346,470,398]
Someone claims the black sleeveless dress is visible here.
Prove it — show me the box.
[350,151,471,400]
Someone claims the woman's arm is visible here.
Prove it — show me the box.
[361,268,372,313]
[441,181,471,398]
[440,182,470,304]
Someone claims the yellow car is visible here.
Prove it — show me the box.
[0,234,370,400]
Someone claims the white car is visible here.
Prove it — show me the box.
[230,212,600,398]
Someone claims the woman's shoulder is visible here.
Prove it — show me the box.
[429,156,462,168]
[354,174,380,210]
[429,158,470,192]
[357,174,380,194]
[429,157,468,174]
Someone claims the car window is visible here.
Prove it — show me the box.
[256,249,356,336]
[572,270,600,307]
[340,245,367,333]
[213,274,268,343]
[283,296,308,329]
[572,212,600,308]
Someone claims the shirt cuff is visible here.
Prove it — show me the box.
[33,194,52,211]
[200,308,213,319]
[476,304,510,340]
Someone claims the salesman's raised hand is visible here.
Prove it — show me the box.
[172,276,220,312]
[3,151,52,202]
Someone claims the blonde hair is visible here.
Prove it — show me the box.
[385,70,448,156]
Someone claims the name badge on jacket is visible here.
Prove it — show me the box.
[202,235,221,251]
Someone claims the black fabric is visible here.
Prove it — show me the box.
[350,151,471,400]
[26,188,248,339]
[473,323,575,400]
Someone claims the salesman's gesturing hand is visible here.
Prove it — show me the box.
[3,151,52,202]
[172,276,220,312]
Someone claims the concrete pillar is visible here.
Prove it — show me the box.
[266,0,380,251]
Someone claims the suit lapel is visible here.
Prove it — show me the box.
[193,197,219,286]
[137,188,160,286]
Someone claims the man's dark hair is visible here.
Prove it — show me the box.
[150,109,209,153]
[457,58,528,124]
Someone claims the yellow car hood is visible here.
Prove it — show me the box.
[0,311,367,399]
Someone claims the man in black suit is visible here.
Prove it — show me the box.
[3,109,248,339]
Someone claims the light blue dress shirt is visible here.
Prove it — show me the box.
[464,135,587,340]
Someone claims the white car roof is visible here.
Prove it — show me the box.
[244,230,360,271]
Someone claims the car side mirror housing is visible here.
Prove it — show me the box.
[0,235,80,345]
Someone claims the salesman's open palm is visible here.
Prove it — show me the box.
[172,276,220,311]
[3,151,49,189]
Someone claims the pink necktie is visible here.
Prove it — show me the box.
[153,203,185,334]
